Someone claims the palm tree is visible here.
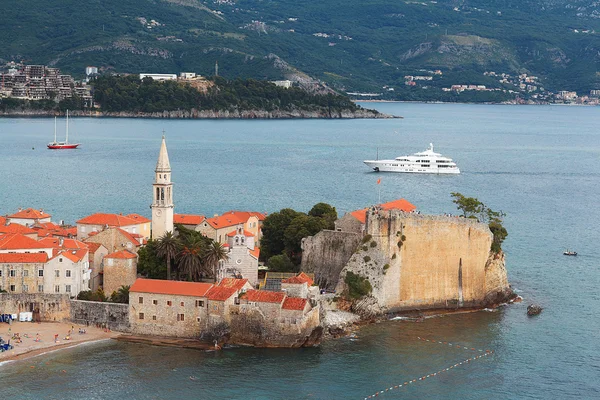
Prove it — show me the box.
[203,240,230,282]
[156,231,180,280]
[177,238,204,281]
[110,285,130,304]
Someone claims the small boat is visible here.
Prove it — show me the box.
[47,110,80,149]
[364,143,460,174]
[563,250,577,256]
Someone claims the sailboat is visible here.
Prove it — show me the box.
[47,110,80,149]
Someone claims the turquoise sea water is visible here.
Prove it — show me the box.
[0,103,599,399]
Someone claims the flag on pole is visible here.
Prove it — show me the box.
[377,178,381,185]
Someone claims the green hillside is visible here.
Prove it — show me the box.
[2,0,600,99]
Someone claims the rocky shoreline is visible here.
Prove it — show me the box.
[0,108,398,119]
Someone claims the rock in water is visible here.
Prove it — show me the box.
[527,304,543,316]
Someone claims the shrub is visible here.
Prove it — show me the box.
[383,264,390,270]
[362,234,373,244]
[267,253,296,272]
[401,235,406,242]
[362,245,369,251]
[370,241,377,248]
[391,253,397,260]
[397,241,403,249]
[363,255,371,263]
[344,271,372,300]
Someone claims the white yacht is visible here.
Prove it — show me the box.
[364,143,460,174]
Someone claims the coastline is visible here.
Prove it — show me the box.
[0,321,120,366]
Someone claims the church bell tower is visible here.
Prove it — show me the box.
[151,135,174,239]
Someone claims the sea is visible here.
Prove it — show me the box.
[0,103,598,399]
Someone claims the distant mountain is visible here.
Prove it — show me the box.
[3,0,600,99]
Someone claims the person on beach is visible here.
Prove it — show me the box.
[35,333,41,342]
[54,334,59,343]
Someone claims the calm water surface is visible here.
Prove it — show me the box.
[0,103,598,399]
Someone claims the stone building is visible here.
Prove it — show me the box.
[83,227,142,254]
[0,253,47,293]
[76,213,150,241]
[197,211,265,244]
[86,242,108,291]
[151,135,174,240]
[7,208,52,226]
[281,272,315,298]
[218,228,260,286]
[334,198,416,234]
[129,278,214,338]
[240,290,286,320]
[103,250,137,296]
[205,278,253,325]
[45,249,90,296]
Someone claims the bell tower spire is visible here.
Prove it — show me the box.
[151,133,174,239]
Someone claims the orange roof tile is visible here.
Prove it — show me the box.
[0,253,48,263]
[226,229,255,237]
[86,242,104,254]
[0,233,49,250]
[130,278,214,297]
[126,213,151,223]
[0,223,37,235]
[206,286,238,301]
[105,249,137,259]
[206,211,266,229]
[282,272,314,286]
[249,247,260,260]
[242,289,285,304]
[218,278,249,291]
[116,228,142,246]
[52,249,88,263]
[174,214,206,225]
[8,208,51,220]
[282,297,308,311]
[0,216,6,225]
[76,213,138,227]
[38,237,88,250]
[381,198,417,212]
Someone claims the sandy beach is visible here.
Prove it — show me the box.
[0,321,119,364]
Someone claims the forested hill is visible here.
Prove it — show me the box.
[3,0,600,99]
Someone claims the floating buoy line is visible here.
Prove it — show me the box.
[362,337,494,399]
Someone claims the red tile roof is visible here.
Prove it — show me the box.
[86,242,104,254]
[205,211,266,229]
[249,247,260,260]
[0,216,6,225]
[226,229,254,237]
[206,286,238,301]
[349,199,416,224]
[130,278,214,297]
[116,228,142,246]
[282,272,314,286]
[76,213,138,227]
[282,297,308,311]
[8,208,51,220]
[243,289,285,304]
[105,249,137,259]
[218,278,249,291]
[0,223,37,235]
[0,233,49,250]
[52,249,88,263]
[38,237,88,250]
[0,253,48,263]
[174,214,206,225]
[126,213,151,223]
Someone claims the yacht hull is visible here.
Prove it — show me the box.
[364,160,460,174]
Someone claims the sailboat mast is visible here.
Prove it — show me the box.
[66,110,69,144]
[54,117,57,143]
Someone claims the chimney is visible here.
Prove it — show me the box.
[59,237,64,247]
[214,214,218,217]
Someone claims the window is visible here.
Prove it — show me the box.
[139,297,144,304]
[180,301,184,307]
[0,271,2,277]
[167,301,172,306]
[65,285,71,293]
[152,315,157,321]
[234,297,240,305]
[38,270,44,277]
[38,285,43,292]
[59,258,63,263]
[23,270,29,277]
[66,270,71,278]
[55,270,60,278]
[54,285,60,293]
[177,314,185,322]
[22,285,28,292]
[10,285,15,292]
[153,299,158,305]
[139,313,144,320]
[195,300,204,307]
[81,226,86,232]
[197,317,201,322]
[10,270,16,277]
